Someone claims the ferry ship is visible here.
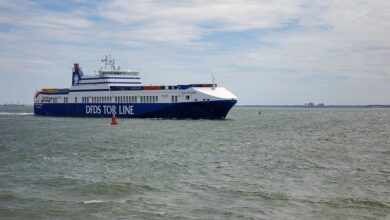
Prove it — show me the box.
[34,55,237,119]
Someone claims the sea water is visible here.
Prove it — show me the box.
[0,106,389,219]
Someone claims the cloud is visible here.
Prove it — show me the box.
[99,0,303,43]
[0,0,389,104]
[239,0,390,81]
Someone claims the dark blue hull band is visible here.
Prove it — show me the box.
[34,100,236,119]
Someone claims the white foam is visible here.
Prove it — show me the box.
[82,199,127,204]
[0,112,33,116]
[83,200,105,204]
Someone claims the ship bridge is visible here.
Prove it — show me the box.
[71,55,142,90]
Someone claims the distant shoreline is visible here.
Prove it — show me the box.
[236,105,390,108]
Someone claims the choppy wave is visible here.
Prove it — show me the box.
[82,200,108,204]
[0,112,33,116]
[1,108,390,219]
[68,181,158,197]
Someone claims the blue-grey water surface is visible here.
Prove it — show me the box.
[0,106,389,219]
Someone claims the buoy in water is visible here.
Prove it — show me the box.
[111,114,118,125]
[258,111,261,115]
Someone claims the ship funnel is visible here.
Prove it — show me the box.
[74,63,80,71]
[72,63,82,86]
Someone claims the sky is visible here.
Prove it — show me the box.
[0,0,389,105]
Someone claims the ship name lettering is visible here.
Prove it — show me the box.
[118,105,134,115]
[86,105,134,115]
[86,105,101,114]
[103,105,116,115]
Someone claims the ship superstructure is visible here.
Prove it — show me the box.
[34,55,237,119]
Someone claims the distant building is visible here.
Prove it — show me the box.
[305,102,315,108]
[304,102,326,108]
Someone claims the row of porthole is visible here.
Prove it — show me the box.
[40,96,58,103]
[80,95,159,104]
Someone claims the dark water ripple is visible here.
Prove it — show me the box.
[0,106,389,219]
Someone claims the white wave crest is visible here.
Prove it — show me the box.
[82,200,106,204]
[0,112,33,116]
[82,199,128,204]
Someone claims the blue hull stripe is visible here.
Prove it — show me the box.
[34,100,237,119]
[80,77,140,80]
[77,82,141,85]
[39,92,70,95]
[69,89,110,92]
[37,89,109,95]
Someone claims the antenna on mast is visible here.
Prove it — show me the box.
[100,54,116,70]
[211,74,216,89]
